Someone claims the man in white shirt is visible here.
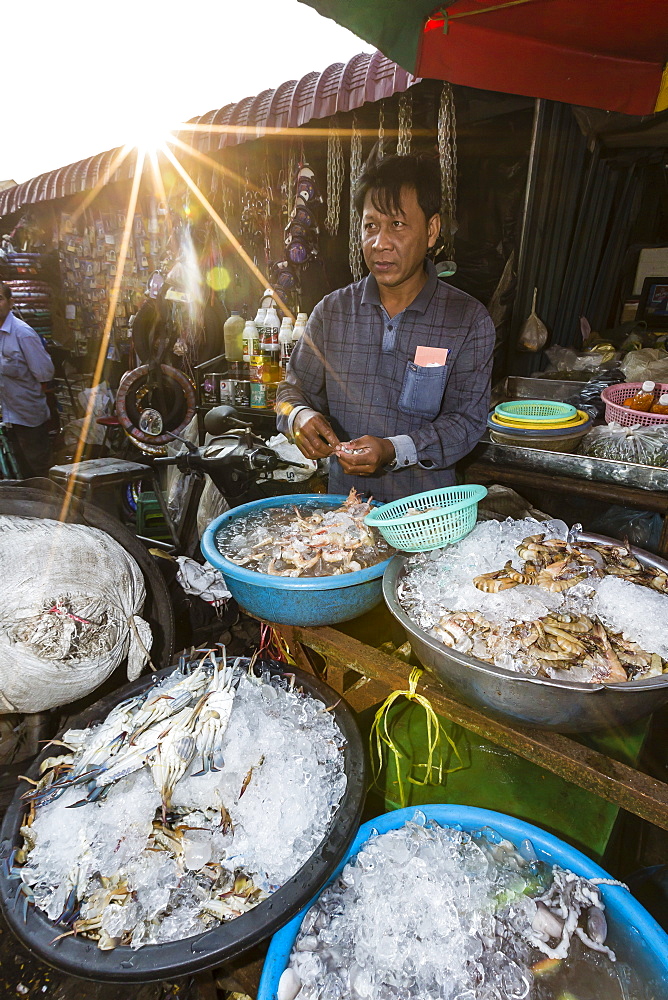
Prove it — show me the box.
[0,283,55,477]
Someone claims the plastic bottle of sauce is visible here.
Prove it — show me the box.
[223,311,244,362]
[241,320,259,381]
[623,381,656,411]
[242,320,259,363]
[292,312,307,346]
[650,393,668,414]
[279,317,293,375]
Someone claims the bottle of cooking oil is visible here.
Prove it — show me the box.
[623,381,656,411]
[263,305,281,381]
[249,306,266,384]
[650,392,668,414]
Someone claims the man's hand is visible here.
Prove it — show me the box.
[334,436,395,476]
[293,410,340,459]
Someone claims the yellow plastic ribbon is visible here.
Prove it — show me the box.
[268,626,296,665]
[370,666,463,808]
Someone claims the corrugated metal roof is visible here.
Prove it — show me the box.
[0,50,417,217]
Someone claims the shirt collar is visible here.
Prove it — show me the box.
[361,259,438,315]
[0,311,14,334]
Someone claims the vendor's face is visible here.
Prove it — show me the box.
[0,290,11,323]
[361,185,440,291]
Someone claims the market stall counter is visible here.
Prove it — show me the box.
[464,377,668,556]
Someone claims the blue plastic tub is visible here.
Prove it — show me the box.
[200,494,393,627]
[258,804,668,999]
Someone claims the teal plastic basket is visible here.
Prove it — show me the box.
[364,485,487,552]
[494,399,577,422]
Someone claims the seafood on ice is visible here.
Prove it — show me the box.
[280,816,637,1000]
[7,651,348,950]
[399,518,668,683]
[216,489,393,577]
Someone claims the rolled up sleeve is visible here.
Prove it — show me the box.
[386,433,418,469]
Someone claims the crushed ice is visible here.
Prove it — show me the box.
[398,518,668,679]
[283,818,618,1000]
[17,659,347,948]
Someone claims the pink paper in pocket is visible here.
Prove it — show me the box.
[414,346,449,367]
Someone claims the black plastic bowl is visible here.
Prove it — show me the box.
[0,659,366,983]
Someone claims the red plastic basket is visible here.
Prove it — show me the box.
[601,382,668,427]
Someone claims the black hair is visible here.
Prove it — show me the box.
[0,282,12,300]
[353,150,441,223]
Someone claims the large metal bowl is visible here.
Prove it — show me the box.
[383,530,668,733]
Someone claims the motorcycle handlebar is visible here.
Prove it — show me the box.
[150,448,300,472]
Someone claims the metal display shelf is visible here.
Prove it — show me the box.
[469,375,668,555]
[472,433,668,493]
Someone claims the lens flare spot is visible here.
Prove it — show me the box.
[206,266,231,292]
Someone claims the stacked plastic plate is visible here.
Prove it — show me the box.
[487,399,593,451]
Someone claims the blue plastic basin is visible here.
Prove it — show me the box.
[200,494,393,627]
[258,804,668,999]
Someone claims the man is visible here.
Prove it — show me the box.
[0,282,55,478]
[276,153,495,502]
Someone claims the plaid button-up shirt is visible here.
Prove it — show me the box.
[276,261,495,502]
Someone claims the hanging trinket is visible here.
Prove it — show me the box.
[271,160,323,296]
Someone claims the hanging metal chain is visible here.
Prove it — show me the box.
[325,118,344,237]
[438,82,458,259]
[397,92,413,156]
[220,178,233,223]
[263,171,273,269]
[286,147,297,220]
[349,116,364,282]
[377,103,385,159]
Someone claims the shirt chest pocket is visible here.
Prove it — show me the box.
[0,350,28,380]
[397,361,448,419]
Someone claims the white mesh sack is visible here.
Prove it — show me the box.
[0,515,152,713]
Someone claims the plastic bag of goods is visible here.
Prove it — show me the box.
[590,505,662,553]
[63,381,115,449]
[579,422,668,467]
[542,344,619,375]
[621,348,668,385]
[265,433,318,482]
[0,515,152,713]
[566,369,626,420]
